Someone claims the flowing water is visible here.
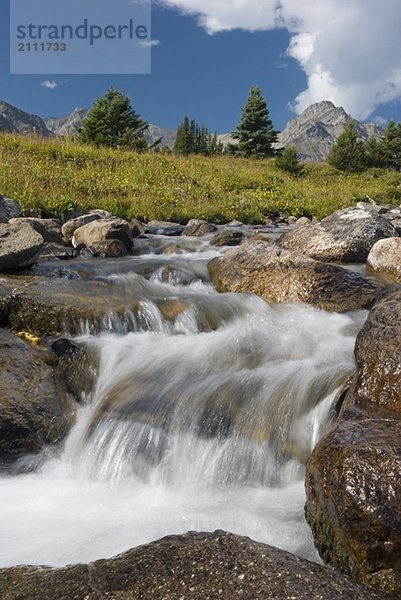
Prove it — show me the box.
[0,234,366,568]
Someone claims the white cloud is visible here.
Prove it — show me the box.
[139,39,161,47]
[160,0,401,119]
[41,80,58,90]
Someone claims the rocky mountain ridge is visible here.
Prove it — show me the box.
[1,99,384,161]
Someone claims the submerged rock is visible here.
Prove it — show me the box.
[367,237,401,284]
[0,222,44,270]
[0,531,389,600]
[278,206,397,262]
[0,328,75,465]
[305,292,401,597]
[208,240,381,312]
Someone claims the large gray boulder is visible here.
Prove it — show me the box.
[0,531,389,599]
[0,222,44,270]
[208,240,381,313]
[61,212,106,242]
[278,206,397,263]
[305,293,401,597]
[72,218,133,251]
[182,219,217,237]
[9,217,64,245]
[367,237,401,283]
[0,329,75,464]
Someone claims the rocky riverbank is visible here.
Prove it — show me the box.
[1,192,401,598]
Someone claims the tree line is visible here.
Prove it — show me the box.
[76,86,401,174]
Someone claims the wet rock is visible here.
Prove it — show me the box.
[0,531,389,600]
[305,293,401,597]
[226,219,243,227]
[278,206,397,262]
[51,338,83,358]
[0,195,20,223]
[210,228,245,247]
[0,328,75,465]
[145,220,184,236]
[130,218,145,237]
[9,217,64,245]
[61,212,103,242]
[0,222,44,270]
[37,242,74,262]
[72,218,133,251]
[367,237,401,284]
[208,240,381,312]
[86,240,128,258]
[182,219,217,237]
[0,276,140,336]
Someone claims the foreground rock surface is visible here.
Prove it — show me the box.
[0,531,389,600]
[208,241,381,312]
[0,329,75,464]
[305,292,401,597]
[278,206,397,262]
[0,222,44,270]
[367,237,401,284]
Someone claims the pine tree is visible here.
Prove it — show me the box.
[275,146,304,177]
[174,116,193,155]
[78,86,148,150]
[232,86,278,158]
[327,121,366,172]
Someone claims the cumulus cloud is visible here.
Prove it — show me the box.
[160,0,401,119]
[41,80,58,90]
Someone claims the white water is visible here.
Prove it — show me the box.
[0,261,365,568]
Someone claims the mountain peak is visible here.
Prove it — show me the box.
[277,100,383,162]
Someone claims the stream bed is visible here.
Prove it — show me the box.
[0,233,366,568]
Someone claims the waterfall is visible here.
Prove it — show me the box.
[0,251,366,568]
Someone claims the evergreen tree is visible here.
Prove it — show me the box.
[327,121,366,172]
[174,117,223,156]
[380,120,401,170]
[78,86,148,150]
[232,86,278,158]
[275,146,304,177]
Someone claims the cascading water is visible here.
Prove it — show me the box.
[0,239,366,568]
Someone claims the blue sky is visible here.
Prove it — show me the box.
[1,0,401,133]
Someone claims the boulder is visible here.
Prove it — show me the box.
[208,240,381,313]
[61,212,103,242]
[145,220,184,236]
[85,240,128,258]
[0,195,20,223]
[278,206,397,262]
[367,237,401,284]
[37,243,74,262]
[0,222,44,270]
[0,275,187,337]
[305,293,401,597]
[0,531,389,600]
[72,218,133,251]
[210,228,245,247]
[0,329,75,464]
[9,217,64,245]
[182,219,217,237]
[130,218,145,237]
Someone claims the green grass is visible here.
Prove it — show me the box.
[1,132,401,223]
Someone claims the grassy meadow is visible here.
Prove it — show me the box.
[1,131,401,223]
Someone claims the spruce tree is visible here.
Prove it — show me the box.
[327,121,366,172]
[275,146,304,177]
[232,86,278,158]
[380,120,401,170]
[78,86,148,150]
